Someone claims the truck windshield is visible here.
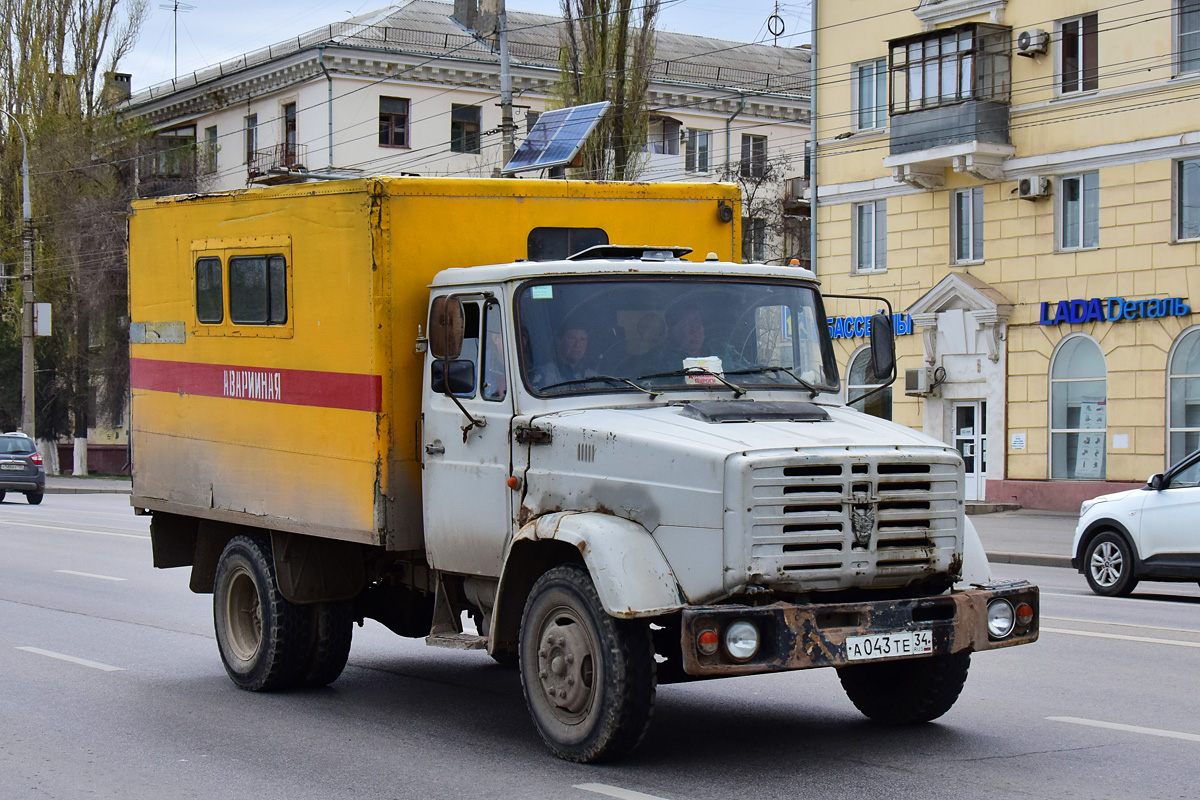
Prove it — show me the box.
[516,277,840,397]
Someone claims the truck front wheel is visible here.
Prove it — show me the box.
[519,564,656,763]
[837,652,971,723]
[213,534,310,692]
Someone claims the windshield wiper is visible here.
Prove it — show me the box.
[540,374,662,399]
[724,365,821,399]
[637,368,747,398]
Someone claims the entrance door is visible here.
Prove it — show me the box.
[953,401,987,501]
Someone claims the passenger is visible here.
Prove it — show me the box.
[650,307,740,373]
[537,324,593,387]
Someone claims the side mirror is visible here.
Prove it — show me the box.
[869,313,895,380]
[1147,473,1165,490]
[431,359,476,396]
[429,296,465,360]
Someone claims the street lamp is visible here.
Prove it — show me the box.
[1,108,35,440]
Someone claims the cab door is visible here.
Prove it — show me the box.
[1138,454,1200,563]
[421,293,515,577]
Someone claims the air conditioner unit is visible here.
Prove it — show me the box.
[1018,176,1052,200]
[905,367,934,397]
[1016,29,1049,57]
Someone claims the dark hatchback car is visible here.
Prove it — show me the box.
[0,432,45,505]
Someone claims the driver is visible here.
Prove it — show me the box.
[536,324,593,387]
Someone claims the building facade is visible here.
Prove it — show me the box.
[813,0,1200,509]
[122,0,812,265]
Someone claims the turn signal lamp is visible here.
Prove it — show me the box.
[697,629,719,656]
[31,452,42,466]
[1015,603,1034,627]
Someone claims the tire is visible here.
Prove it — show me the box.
[296,600,354,688]
[1084,531,1138,597]
[838,652,971,724]
[519,564,656,763]
[25,491,42,505]
[0,490,6,503]
[213,534,311,692]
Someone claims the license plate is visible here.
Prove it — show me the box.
[845,629,933,662]
[0,463,23,471]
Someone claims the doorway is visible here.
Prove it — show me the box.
[953,400,987,501]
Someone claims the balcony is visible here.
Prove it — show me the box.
[249,143,309,185]
[882,23,1014,189]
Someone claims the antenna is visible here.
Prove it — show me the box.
[158,1,196,77]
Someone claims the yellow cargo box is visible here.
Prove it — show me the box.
[128,177,740,550]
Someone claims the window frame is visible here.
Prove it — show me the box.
[480,300,508,402]
[1057,13,1099,95]
[190,238,294,339]
[1168,326,1200,466]
[1049,333,1107,481]
[1058,172,1100,251]
[887,23,1011,115]
[852,58,888,131]
[686,129,712,173]
[203,125,218,174]
[1178,0,1200,74]
[1176,157,1200,242]
[450,104,482,154]
[379,96,411,148]
[195,257,224,324]
[741,216,766,263]
[244,114,257,165]
[852,198,888,274]
[952,186,985,264]
[229,255,289,326]
[740,133,767,179]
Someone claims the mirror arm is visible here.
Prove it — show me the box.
[438,361,486,442]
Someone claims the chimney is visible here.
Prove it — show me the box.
[104,72,132,104]
[452,0,477,30]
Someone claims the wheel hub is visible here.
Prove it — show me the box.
[537,620,594,715]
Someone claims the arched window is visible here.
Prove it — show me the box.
[1050,335,1106,480]
[1168,327,1200,466]
[847,346,892,420]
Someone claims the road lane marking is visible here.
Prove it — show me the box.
[15,646,124,672]
[576,784,672,800]
[1042,627,1200,648]
[0,520,149,539]
[1048,716,1200,743]
[1042,590,1200,604]
[1044,615,1200,635]
[55,570,128,582]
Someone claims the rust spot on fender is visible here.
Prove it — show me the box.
[577,539,589,554]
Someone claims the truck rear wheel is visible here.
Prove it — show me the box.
[838,652,970,723]
[519,564,656,763]
[213,534,310,692]
[297,600,353,688]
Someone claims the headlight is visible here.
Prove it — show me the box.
[723,620,760,661]
[987,599,1016,638]
[1080,496,1108,515]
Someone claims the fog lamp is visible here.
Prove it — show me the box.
[987,599,1016,638]
[724,620,760,661]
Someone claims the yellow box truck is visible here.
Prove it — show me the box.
[130,176,1037,763]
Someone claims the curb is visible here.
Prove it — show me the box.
[986,551,1072,569]
[45,485,132,495]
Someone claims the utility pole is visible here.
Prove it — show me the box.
[498,0,516,166]
[2,110,35,438]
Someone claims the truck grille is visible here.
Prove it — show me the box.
[734,452,963,592]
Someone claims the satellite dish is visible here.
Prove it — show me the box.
[502,101,612,176]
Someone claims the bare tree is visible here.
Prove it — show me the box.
[557,0,658,180]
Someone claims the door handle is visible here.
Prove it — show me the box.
[425,442,445,456]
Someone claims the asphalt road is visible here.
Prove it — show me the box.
[2,494,1198,799]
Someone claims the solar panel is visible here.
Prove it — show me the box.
[502,101,612,175]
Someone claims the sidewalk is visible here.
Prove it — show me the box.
[45,475,132,495]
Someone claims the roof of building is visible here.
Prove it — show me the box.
[125,0,810,107]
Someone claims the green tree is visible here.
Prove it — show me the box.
[0,0,147,445]
[556,0,658,180]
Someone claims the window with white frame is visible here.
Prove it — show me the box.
[1177,158,1200,240]
[1060,172,1099,250]
[645,116,681,155]
[742,216,766,263]
[1180,0,1200,73]
[1059,13,1098,94]
[854,199,887,273]
[686,129,712,173]
[847,347,892,420]
[1050,335,1106,480]
[953,186,984,263]
[740,134,767,179]
[854,58,887,130]
[203,125,218,174]
[1169,327,1200,465]
[244,114,257,165]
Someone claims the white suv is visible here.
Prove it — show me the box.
[1072,449,1200,596]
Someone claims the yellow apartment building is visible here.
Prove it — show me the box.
[812,0,1200,510]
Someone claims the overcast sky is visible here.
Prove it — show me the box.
[124,0,811,91]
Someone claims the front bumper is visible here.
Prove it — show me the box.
[680,580,1038,677]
